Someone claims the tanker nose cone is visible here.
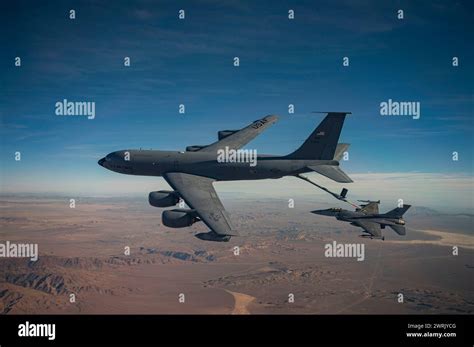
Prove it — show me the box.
[98,157,105,167]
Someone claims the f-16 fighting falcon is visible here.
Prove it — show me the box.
[98,112,352,242]
[312,201,411,240]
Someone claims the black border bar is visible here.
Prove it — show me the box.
[0,314,472,345]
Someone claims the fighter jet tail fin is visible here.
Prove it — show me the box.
[308,165,353,183]
[388,224,406,235]
[285,112,350,160]
[385,204,411,218]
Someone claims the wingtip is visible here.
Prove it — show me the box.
[265,114,279,121]
[226,229,240,236]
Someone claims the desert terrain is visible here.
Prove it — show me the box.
[0,195,473,314]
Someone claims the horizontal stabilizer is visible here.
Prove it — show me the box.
[389,224,406,235]
[308,165,353,183]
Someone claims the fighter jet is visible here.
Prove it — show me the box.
[98,112,352,242]
[312,201,411,240]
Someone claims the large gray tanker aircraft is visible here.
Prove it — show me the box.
[99,112,352,241]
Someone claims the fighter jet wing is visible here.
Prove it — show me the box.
[199,115,278,152]
[163,172,238,236]
[360,202,379,214]
[351,220,382,237]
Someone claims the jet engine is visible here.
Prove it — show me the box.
[162,209,198,228]
[148,190,180,207]
[218,130,238,140]
[186,145,207,152]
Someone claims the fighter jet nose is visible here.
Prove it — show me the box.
[311,209,336,216]
[98,158,105,167]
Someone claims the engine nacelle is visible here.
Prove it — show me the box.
[186,145,207,152]
[218,130,238,140]
[162,209,197,228]
[149,190,180,208]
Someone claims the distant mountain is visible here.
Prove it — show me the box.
[408,206,442,216]
[408,206,473,218]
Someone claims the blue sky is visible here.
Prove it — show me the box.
[1,0,473,210]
